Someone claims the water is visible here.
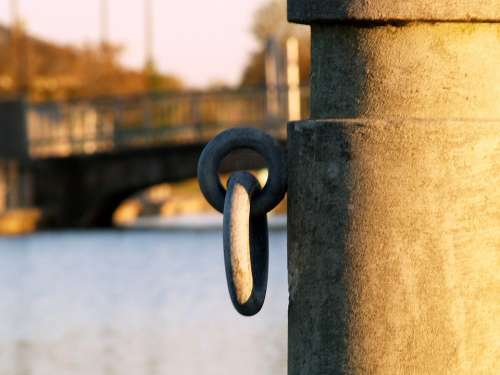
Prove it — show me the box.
[0,229,288,375]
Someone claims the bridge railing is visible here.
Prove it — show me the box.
[26,86,310,158]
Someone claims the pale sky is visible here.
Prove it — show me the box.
[0,0,268,88]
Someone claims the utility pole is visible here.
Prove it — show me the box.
[100,0,109,48]
[9,0,19,93]
[144,0,154,93]
[144,0,154,68]
[265,37,281,121]
[10,0,29,96]
[286,37,300,121]
[10,0,19,27]
[286,0,500,374]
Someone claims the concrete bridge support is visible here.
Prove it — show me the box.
[30,144,271,228]
[0,100,32,214]
[287,1,500,374]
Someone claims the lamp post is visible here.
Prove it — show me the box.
[286,37,300,121]
[10,0,29,96]
[10,0,19,27]
[144,0,154,68]
[100,0,109,48]
[143,0,155,93]
[9,0,19,93]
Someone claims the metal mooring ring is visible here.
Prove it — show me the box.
[223,171,268,316]
[197,128,287,217]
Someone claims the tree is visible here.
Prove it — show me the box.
[252,0,307,42]
[240,0,310,87]
[0,24,183,101]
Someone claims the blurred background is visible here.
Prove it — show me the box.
[0,0,309,373]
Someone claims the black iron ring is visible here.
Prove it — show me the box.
[197,128,287,216]
[223,171,268,316]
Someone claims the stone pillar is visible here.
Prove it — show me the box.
[0,161,6,212]
[287,1,500,374]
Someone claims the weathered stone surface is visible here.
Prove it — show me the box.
[289,0,500,24]
[288,119,500,374]
[287,0,500,374]
[311,22,500,119]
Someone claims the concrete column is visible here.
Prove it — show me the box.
[287,1,500,374]
[0,161,6,212]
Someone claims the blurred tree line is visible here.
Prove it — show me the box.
[0,24,183,102]
[240,0,310,87]
[0,0,308,102]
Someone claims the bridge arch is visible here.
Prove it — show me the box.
[32,143,272,228]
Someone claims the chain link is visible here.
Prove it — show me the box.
[197,128,287,316]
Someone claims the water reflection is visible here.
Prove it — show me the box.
[0,229,287,374]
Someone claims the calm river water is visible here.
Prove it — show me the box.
[0,227,287,375]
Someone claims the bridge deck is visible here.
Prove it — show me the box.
[25,87,308,158]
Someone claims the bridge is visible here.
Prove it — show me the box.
[1,87,308,227]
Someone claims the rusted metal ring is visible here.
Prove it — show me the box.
[223,171,268,316]
[197,128,287,217]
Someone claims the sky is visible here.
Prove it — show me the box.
[0,0,268,88]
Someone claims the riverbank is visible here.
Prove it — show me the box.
[0,208,41,235]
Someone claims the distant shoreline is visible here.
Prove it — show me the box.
[124,214,287,231]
